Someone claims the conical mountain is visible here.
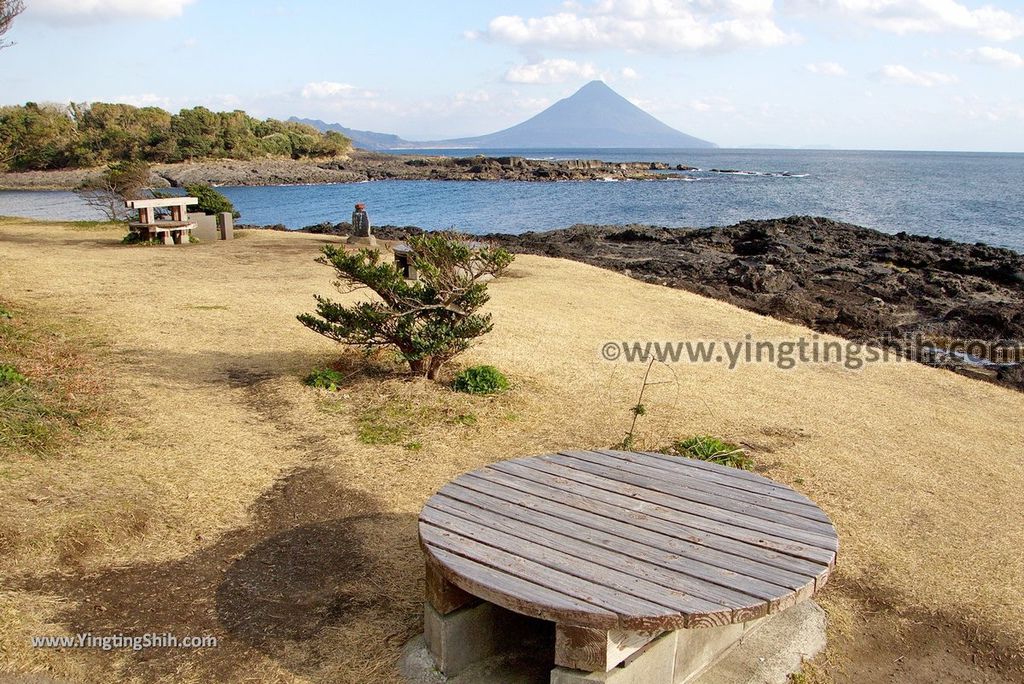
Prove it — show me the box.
[438,80,715,149]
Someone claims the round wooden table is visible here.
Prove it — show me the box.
[418,450,838,676]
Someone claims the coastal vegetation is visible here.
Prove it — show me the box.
[298,234,514,380]
[75,160,151,221]
[0,101,350,171]
[182,183,239,218]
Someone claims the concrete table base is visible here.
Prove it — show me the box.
[403,600,826,684]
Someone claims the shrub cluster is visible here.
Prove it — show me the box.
[452,365,510,395]
[667,435,754,470]
[304,368,345,391]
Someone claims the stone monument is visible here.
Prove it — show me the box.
[350,202,378,248]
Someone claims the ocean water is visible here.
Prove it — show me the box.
[2,148,1023,252]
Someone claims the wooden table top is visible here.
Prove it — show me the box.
[419,450,838,631]
[129,221,195,229]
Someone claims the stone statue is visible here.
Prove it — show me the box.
[349,202,377,248]
[351,203,371,237]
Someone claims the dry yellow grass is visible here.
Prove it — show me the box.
[0,220,1022,683]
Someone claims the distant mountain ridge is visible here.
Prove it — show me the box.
[293,80,715,150]
[287,118,412,151]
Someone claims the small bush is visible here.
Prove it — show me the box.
[0,364,27,385]
[0,306,11,319]
[304,368,345,391]
[121,232,160,245]
[184,183,240,218]
[452,365,510,395]
[667,435,754,470]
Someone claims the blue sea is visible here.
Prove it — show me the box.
[2,148,1023,252]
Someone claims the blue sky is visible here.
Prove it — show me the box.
[2,0,1024,151]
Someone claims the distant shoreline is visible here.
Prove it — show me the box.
[0,151,693,191]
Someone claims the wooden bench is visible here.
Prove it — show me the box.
[125,197,199,245]
[418,450,838,683]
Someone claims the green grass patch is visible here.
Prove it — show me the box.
[304,368,346,392]
[354,386,487,447]
[0,301,104,457]
[357,404,410,445]
[452,365,510,395]
[664,435,754,470]
[0,364,27,385]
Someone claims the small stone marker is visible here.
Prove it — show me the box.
[350,202,378,248]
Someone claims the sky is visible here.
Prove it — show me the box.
[2,0,1024,151]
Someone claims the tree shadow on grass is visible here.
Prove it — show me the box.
[16,466,423,683]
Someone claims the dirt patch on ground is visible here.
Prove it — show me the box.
[14,467,419,683]
[823,578,1023,683]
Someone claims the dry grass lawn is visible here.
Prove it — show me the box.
[0,218,1022,683]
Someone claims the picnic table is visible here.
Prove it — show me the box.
[418,449,838,683]
[125,197,199,245]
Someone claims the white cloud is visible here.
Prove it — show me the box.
[477,0,797,54]
[688,96,737,114]
[106,92,241,112]
[787,0,1024,41]
[806,61,847,76]
[454,90,492,104]
[28,0,196,21]
[620,67,639,79]
[877,63,959,86]
[111,93,173,108]
[504,58,599,84]
[953,95,1024,121]
[300,82,377,100]
[962,45,1024,68]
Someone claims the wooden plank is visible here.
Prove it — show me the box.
[427,496,777,613]
[550,452,837,535]
[125,197,199,209]
[628,450,825,506]
[424,558,477,615]
[620,449,795,487]
[474,465,835,566]
[421,524,694,630]
[512,457,839,551]
[555,624,661,672]
[587,450,832,523]
[432,483,815,593]
[424,545,618,628]
[422,507,734,625]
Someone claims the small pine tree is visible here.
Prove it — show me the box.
[298,233,513,380]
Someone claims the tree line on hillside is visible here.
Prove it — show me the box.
[0,102,350,171]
